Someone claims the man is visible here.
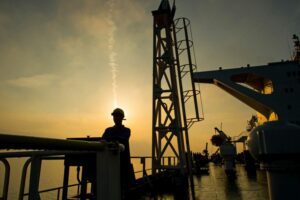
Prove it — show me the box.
[102,108,134,198]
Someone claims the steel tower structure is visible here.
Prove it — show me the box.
[151,0,203,175]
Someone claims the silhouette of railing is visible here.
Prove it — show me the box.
[0,133,122,200]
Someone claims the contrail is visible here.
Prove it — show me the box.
[107,0,118,108]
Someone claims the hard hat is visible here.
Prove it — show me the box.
[111,108,125,118]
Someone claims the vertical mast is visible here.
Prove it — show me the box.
[151,0,204,177]
[152,0,186,174]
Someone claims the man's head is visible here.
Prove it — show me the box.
[111,108,125,125]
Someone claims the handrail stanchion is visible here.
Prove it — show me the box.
[57,188,60,200]
[62,163,70,200]
[29,156,42,200]
[80,165,88,199]
[0,158,10,200]
[140,157,146,177]
[19,158,32,200]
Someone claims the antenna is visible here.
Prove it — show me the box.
[287,36,293,60]
[292,34,300,62]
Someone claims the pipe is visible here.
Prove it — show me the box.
[0,133,107,151]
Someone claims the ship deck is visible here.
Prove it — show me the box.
[137,164,269,200]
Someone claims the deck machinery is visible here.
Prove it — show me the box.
[151,0,203,180]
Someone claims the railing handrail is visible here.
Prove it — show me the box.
[131,156,176,159]
[23,183,80,196]
[134,168,152,174]
[0,150,98,158]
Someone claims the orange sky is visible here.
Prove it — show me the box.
[0,0,299,155]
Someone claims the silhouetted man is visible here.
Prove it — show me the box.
[102,108,134,199]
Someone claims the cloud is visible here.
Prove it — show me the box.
[5,74,58,88]
[54,0,109,38]
[0,13,10,29]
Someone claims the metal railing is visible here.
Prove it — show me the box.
[0,133,122,200]
[0,133,179,199]
[131,156,177,178]
[0,154,177,199]
[0,151,88,200]
[23,183,80,200]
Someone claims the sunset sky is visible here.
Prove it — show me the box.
[0,0,299,155]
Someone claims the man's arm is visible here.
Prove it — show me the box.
[126,128,131,139]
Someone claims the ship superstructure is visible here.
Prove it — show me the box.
[193,44,300,200]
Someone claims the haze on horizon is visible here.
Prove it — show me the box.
[0,0,299,155]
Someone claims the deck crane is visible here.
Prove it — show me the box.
[211,127,237,176]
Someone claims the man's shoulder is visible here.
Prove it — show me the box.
[123,126,130,132]
[121,126,130,135]
[105,127,114,131]
[105,126,130,133]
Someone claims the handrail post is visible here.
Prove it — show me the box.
[80,166,88,200]
[57,188,60,200]
[29,156,42,200]
[140,157,146,177]
[19,158,32,200]
[0,158,10,200]
[62,164,69,200]
[174,157,176,166]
